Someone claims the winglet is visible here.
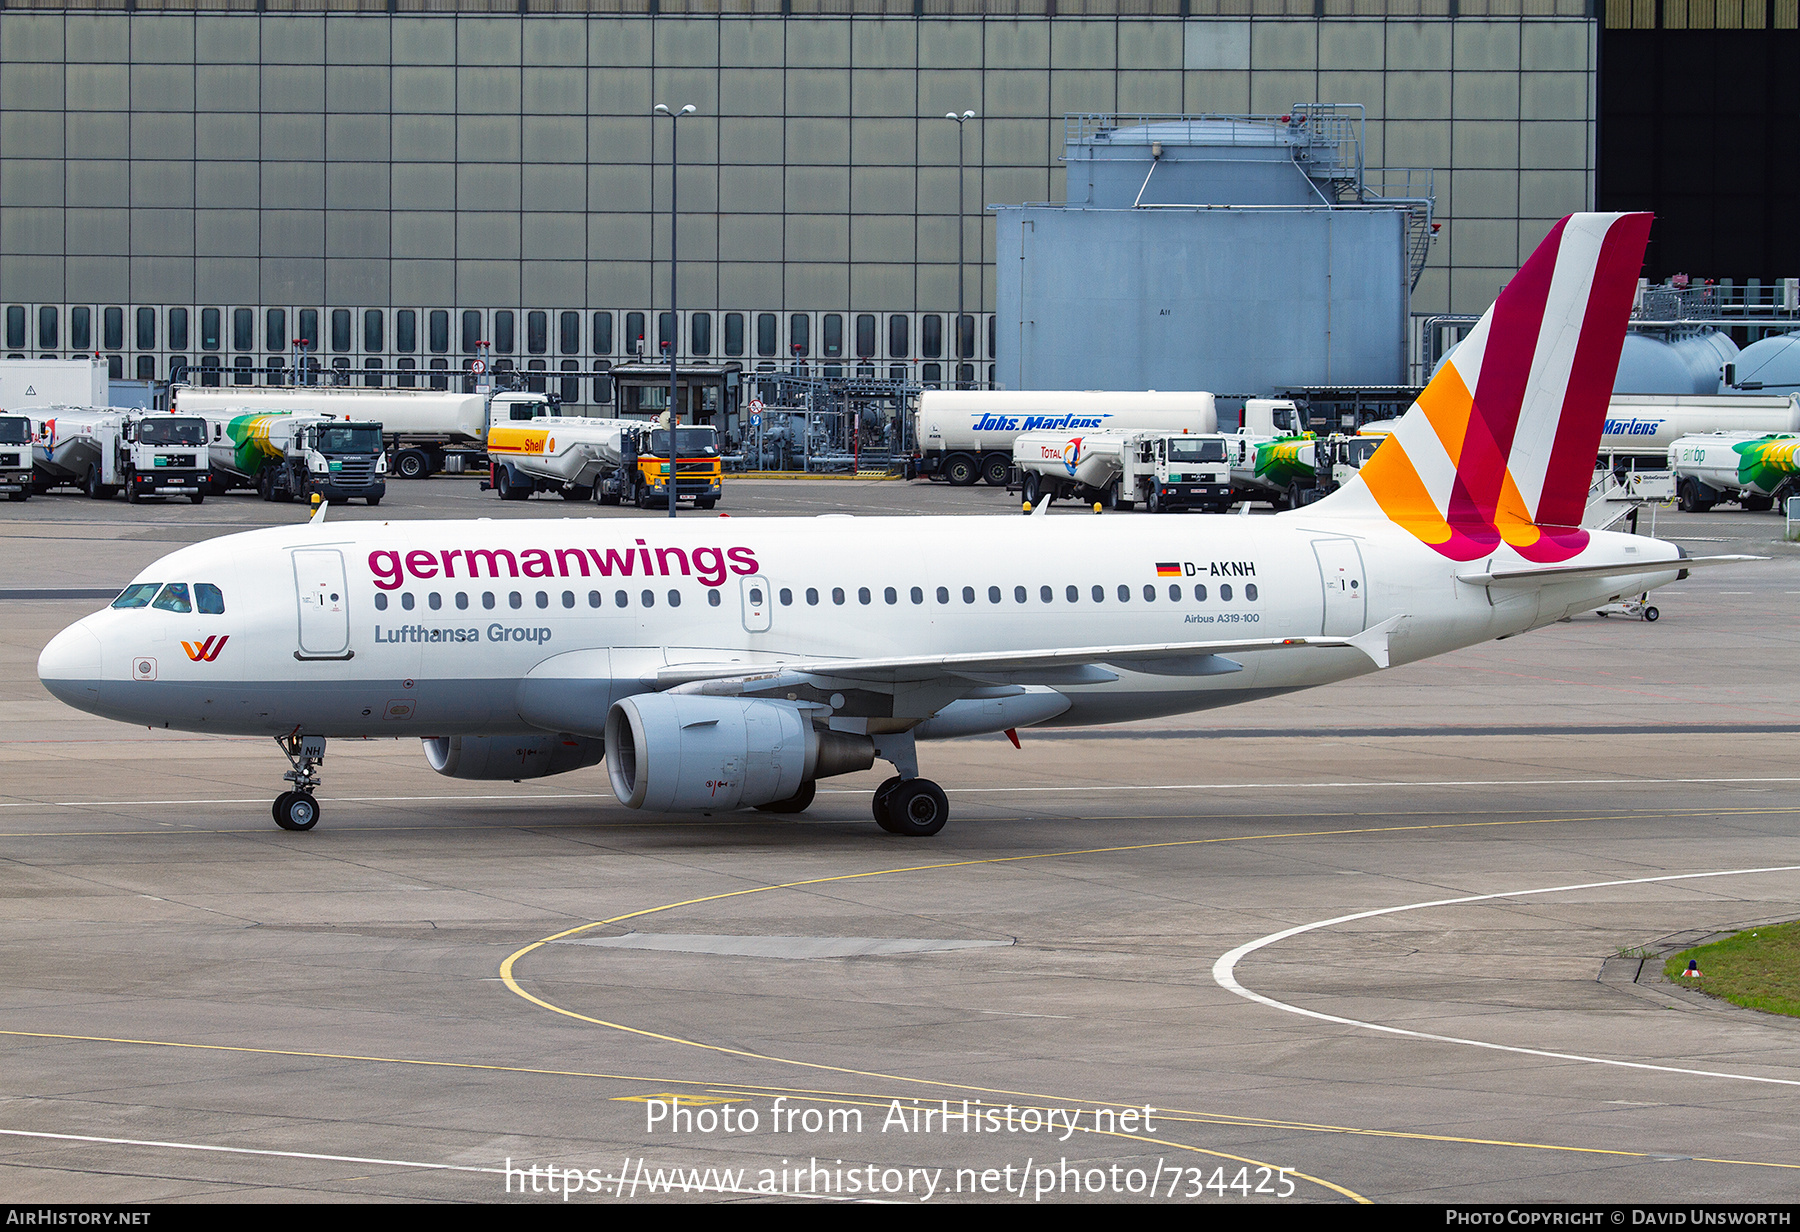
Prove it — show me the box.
[1347,615,1404,669]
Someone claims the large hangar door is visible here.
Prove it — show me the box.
[1313,539,1367,636]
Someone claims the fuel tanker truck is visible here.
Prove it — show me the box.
[913,390,1217,487]
[32,407,210,503]
[484,416,722,509]
[1011,429,1232,512]
[1669,432,1800,512]
[200,410,387,505]
[0,413,35,500]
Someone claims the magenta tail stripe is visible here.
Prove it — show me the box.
[1451,217,1568,526]
[1535,214,1655,530]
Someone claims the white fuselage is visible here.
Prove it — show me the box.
[38,511,1684,743]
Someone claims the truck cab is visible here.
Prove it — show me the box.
[125,415,209,504]
[293,420,387,505]
[621,424,722,510]
[0,414,34,500]
[1130,433,1232,513]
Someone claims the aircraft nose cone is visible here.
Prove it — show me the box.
[38,621,103,708]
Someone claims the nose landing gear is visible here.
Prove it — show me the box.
[273,733,326,831]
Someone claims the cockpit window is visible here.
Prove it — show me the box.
[151,583,192,613]
[112,583,160,609]
[196,583,224,614]
[137,418,207,446]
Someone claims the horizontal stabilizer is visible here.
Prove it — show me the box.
[1347,615,1404,670]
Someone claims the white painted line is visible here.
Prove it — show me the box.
[0,793,608,809]
[6,778,1800,812]
[0,1127,499,1175]
[0,1129,845,1200]
[1212,865,1800,1088]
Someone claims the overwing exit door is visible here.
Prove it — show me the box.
[741,575,772,633]
[293,548,352,659]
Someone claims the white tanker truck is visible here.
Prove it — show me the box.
[1011,429,1232,512]
[32,407,210,503]
[912,390,1217,487]
[170,385,551,479]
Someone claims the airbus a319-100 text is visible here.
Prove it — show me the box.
[38,214,1751,835]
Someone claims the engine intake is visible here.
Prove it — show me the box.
[422,733,604,780]
[604,693,874,811]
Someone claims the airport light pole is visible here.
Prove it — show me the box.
[946,110,975,387]
[654,102,696,520]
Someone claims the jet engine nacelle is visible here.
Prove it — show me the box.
[604,693,874,811]
[422,733,604,780]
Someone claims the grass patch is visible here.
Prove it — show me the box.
[1664,921,1800,1017]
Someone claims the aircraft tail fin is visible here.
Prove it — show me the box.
[1310,212,1652,563]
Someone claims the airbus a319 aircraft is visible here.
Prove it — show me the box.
[38,214,1750,836]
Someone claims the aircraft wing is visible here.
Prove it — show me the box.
[1456,554,1761,587]
[658,617,1405,694]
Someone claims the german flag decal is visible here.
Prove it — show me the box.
[1155,563,1182,578]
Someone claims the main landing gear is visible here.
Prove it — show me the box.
[867,731,950,837]
[272,732,326,831]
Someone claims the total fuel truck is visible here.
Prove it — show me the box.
[913,391,1218,487]
[201,410,388,505]
[484,415,723,509]
[1669,432,1800,512]
[1012,429,1232,512]
[32,408,210,503]
[0,414,35,500]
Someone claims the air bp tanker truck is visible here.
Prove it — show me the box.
[199,410,388,505]
[912,391,1218,487]
[1011,429,1232,512]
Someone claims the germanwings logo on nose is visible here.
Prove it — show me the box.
[181,635,229,662]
